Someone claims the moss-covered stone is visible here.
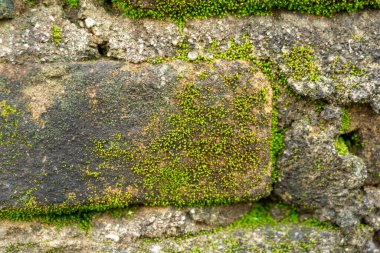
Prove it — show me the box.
[0,60,272,217]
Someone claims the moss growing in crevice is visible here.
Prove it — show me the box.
[335,129,363,157]
[334,136,349,156]
[229,200,338,233]
[65,0,79,8]
[340,108,350,133]
[270,109,285,183]
[0,188,133,230]
[109,0,380,27]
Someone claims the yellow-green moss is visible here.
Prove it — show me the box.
[111,0,380,27]
[52,25,61,46]
[282,45,320,82]
[334,137,349,156]
[0,100,20,146]
[231,201,337,231]
[65,0,79,8]
[169,35,288,183]
[0,188,133,230]
[91,69,271,206]
[340,108,350,133]
[0,101,31,169]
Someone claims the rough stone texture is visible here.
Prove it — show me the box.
[0,59,272,209]
[0,0,380,251]
[275,102,367,229]
[0,203,253,252]
[0,5,95,62]
[0,0,14,19]
[0,201,378,252]
[0,216,376,253]
[349,105,380,185]
[274,92,380,249]
[0,1,378,111]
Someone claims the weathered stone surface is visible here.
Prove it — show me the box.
[0,219,363,253]
[275,106,367,229]
[273,92,380,249]
[349,105,380,185]
[0,0,14,19]
[0,59,272,210]
[1,201,378,253]
[0,0,380,250]
[0,203,251,251]
[0,1,378,112]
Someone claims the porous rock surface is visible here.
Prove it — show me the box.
[0,0,379,252]
[0,203,254,252]
[1,0,379,111]
[0,222,349,252]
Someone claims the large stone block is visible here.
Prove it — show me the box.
[0,60,272,212]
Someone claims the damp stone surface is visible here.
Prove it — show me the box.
[0,60,272,213]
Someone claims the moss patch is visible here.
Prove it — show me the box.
[340,108,350,133]
[91,61,273,206]
[110,0,380,27]
[52,25,61,46]
[282,44,320,82]
[0,101,31,170]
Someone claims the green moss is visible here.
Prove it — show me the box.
[231,201,337,231]
[92,70,270,206]
[334,137,349,156]
[65,0,79,8]
[331,56,366,78]
[302,217,338,230]
[282,44,320,82]
[330,57,367,91]
[314,100,326,113]
[110,0,380,26]
[171,35,289,185]
[270,109,285,183]
[340,108,350,133]
[0,100,20,145]
[232,203,277,228]
[0,101,31,170]
[149,34,290,187]
[85,168,101,179]
[22,0,36,7]
[52,25,61,46]
[0,189,133,230]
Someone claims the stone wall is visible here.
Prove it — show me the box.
[0,0,379,252]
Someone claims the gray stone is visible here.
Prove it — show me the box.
[0,219,351,252]
[0,2,378,113]
[0,0,14,19]
[320,105,342,121]
[187,51,198,60]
